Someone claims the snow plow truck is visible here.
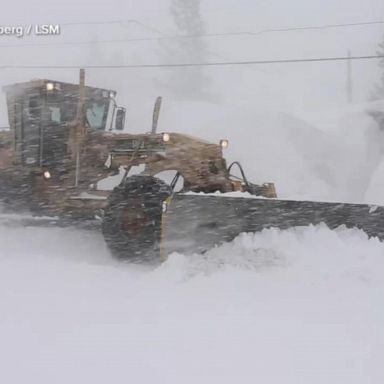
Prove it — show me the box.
[0,70,383,261]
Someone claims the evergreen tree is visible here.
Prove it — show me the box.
[159,0,212,101]
[369,35,384,130]
[371,35,384,101]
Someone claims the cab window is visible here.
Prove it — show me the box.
[86,102,107,130]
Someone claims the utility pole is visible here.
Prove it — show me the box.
[346,49,353,104]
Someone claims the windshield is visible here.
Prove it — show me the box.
[45,92,109,130]
[85,101,108,130]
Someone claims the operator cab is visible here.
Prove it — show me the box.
[2,79,126,169]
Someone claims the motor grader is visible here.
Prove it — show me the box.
[0,70,277,260]
[1,70,384,261]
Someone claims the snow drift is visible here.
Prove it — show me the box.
[0,223,382,384]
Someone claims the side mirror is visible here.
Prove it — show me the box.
[115,108,126,131]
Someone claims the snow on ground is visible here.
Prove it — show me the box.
[0,222,383,384]
[1,89,383,383]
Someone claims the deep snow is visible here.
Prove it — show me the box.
[0,100,383,383]
[0,222,383,384]
[0,1,383,381]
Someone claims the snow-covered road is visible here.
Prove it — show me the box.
[0,221,382,384]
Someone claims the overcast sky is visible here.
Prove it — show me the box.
[0,0,383,128]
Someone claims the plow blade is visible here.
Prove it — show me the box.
[161,194,384,256]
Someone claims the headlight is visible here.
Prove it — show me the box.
[43,171,51,179]
[162,133,170,142]
[220,139,229,149]
[46,82,54,91]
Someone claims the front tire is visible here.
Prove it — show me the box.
[102,175,171,262]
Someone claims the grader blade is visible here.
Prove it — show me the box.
[161,194,384,256]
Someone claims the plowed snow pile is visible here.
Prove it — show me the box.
[0,223,383,384]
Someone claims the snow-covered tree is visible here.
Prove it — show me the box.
[371,35,384,101]
[159,0,213,101]
[368,35,384,130]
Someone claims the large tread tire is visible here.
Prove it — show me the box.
[102,175,171,262]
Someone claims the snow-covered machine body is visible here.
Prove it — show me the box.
[0,70,383,261]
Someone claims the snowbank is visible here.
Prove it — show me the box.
[0,223,382,383]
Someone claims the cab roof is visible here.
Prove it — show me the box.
[2,79,115,97]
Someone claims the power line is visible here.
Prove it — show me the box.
[35,18,384,30]
[1,54,383,69]
[0,37,153,48]
[60,19,143,26]
[0,20,383,49]
[59,19,165,36]
[0,19,166,49]
[222,20,384,37]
